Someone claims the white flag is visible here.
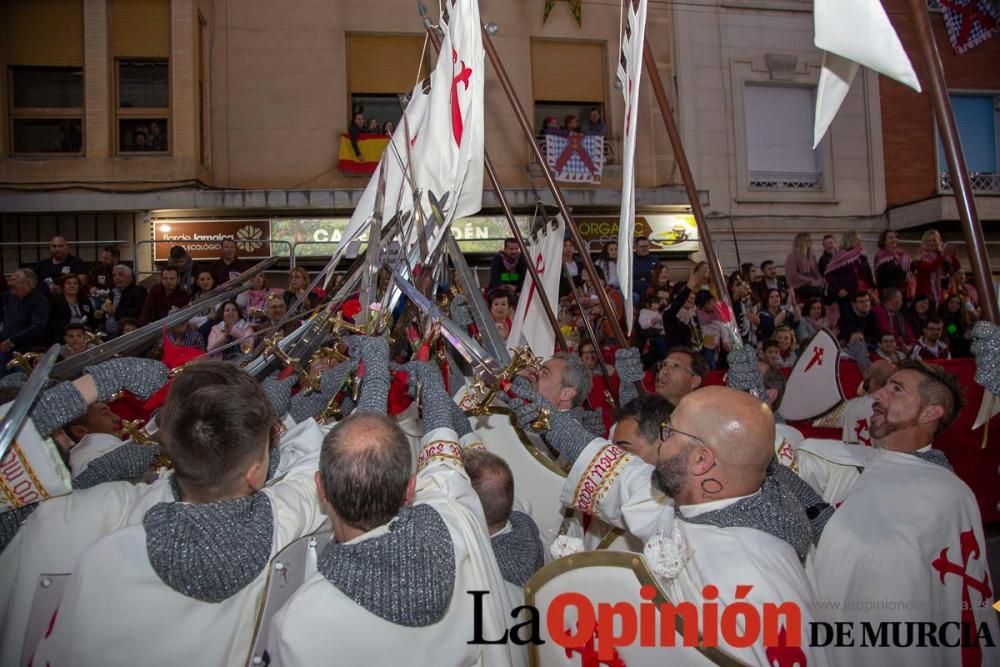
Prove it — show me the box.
[813,0,921,148]
[509,216,566,359]
[616,0,647,334]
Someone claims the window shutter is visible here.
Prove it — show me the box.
[744,84,818,175]
[531,40,606,103]
[348,34,428,95]
[1,0,83,67]
[940,94,997,173]
[112,0,170,58]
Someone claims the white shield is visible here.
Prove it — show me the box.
[525,551,743,666]
[246,530,326,666]
[778,329,844,422]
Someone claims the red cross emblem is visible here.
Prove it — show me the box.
[804,345,824,372]
[939,0,998,48]
[765,625,807,667]
[522,252,546,314]
[451,50,473,147]
[564,624,626,667]
[853,418,871,447]
[624,77,634,135]
[931,529,994,667]
[555,134,599,175]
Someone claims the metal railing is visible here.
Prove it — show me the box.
[939,171,1000,195]
[133,239,293,281]
[0,239,135,277]
[748,171,824,191]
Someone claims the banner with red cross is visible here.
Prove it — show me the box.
[939,0,1000,54]
[545,134,605,184]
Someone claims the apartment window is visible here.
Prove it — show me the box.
[9,67,84,154]
[347,34,430,130]
[938,94,998,194]
[530,40,606,135]
[743,84,822,190]
[111,0,170,154]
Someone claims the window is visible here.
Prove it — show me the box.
[938,93,999,193]
[9,67,84,154]
[347,34,430,131]
[2,0,85,155]
[743,84,822,190]
[111,0,170,154]
[530,40,606,135]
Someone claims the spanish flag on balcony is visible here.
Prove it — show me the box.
[338,133,390,175]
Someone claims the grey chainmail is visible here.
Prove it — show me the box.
[971,321,1000,395]
[353,336,391,413]
[843,339,871,375]
[267,445,281,480]
[31,380,87,437]
[144,492,274,603]
[490,510,545,587]
[288,360,356,424]
[317,503,455,627]
[73,443,162,490]
[725,346,766,399]
[450,294,474,328]
[913,448,953,471]
[579,408,606,437]
[615,348,644,406]
[0,503,37,553]
[767,460,833,545]
[507,381,595,464]
[403,361,452,434]
[447,362,466,399]
[679,473,813,563]
[0,372,27,389]
[85,357,169,402]
[261,373,298,419]
[450,401,472,438]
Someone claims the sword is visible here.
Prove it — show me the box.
[444,231,511,365]
[0,344,60,466]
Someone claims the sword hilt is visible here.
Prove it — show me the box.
[5,352,40,374]
[120,419,155,446]
[467,346,542,415]
[263,332,301,369]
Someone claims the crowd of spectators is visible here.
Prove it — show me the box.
[538,107,606,139]
[347,110,396,158]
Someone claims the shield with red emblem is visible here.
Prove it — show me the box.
[778,329,844,422]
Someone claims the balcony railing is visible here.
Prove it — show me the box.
[939,171,1000,194]
[748,170,824,191]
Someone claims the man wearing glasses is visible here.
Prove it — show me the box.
[505,382,830,666]
[653,348,708,407]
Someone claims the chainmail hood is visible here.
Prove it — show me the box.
[491,510,545,586]
[144,493,274,603]
[913,448,952,471]
[317,503,456,627]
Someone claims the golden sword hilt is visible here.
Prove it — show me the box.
[120,419,156,446]
[85,331,106,346]
[5,352,40,374]
[468,346,543,416]
[263,332,301,369]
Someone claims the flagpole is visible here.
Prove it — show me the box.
[641,41,733,316]
[481,24,632,350]
[904,0,998,324]
[421,22,567,352]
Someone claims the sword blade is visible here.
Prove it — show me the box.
[0,344,60,465]
[444,231,511,365]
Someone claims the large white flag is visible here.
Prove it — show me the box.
[508,216,566,359]
[813,0,921,148]
[616,0,647,334]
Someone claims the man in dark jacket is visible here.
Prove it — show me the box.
[208,238,249,286]
[0,269,51,372]
[94,265,148,336]
[488,238,526,293]
[34,235,88,295]
[139,266,190,326]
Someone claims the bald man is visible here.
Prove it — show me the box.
[507,383,830,666]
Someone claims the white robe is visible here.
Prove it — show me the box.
[68,432,126,477]
[808,446,1000,667]
[561,438,832,667]
[12,417,326,667]
[267,427,523,667]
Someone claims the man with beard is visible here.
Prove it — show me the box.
[801,360,998,667]
[505,383,830,666]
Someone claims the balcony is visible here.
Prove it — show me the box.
[939,171,1000,194]
[748,170,824,191]
[527,135,622,181]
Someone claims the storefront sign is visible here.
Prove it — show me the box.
[151,220,272,261]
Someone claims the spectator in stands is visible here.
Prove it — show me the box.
[365,118,379,133]
[348,111,366,157]
[662,264,706,351]
[939,294,972,358]
[381,120,395,135]
[49,273,96,340]
[119,317,139,335]
[875,332,906,364]
[582,107,605,136]
[595,241,619,289]
[873,229,911,292]
[559,239,580,298]
[774,326,798,369]
[649,263,672,296]
[945,268,980,320]
[488,238,526,293]
[90,244,121,292]
[191,269,216,300]
[797,297,830,342]
[209,238,249,286]
[284,266,320,312]
[632,236,657,298]
[0,269,50,367]
[167,245,198,294]
[910,318,950,360]
[653,346,707,408]
[904,294,933,339]
[756,260,789,303]
[785,233,825,301]
[817,234,837,275]
[728,271,759,348]
[757,288,796,341]
[208,301,254,359]
[266,294,299,337]
[837,291,879,347]
[189,270,222,339]
[761,339,781,368]
[166,319,206,351]
[60,323,93,359]
[35,235,88,295]
[95,265,147,336]
[914,229,959,307]
[488,289,513,340]
[591,266,625,344]
[139,266,191,326]
[563,115,581,134]
[873,287,913,349]
[824,231,874,306]
[237,272,273,323]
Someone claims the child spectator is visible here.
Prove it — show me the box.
[60,323,93,359]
